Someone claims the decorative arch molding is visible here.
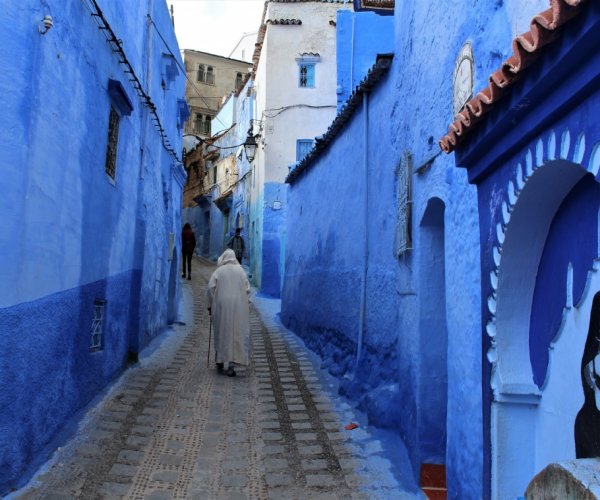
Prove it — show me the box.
[486,128,600,399]
[486,127,600,499]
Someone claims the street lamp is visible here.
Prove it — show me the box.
[243,132,258,163]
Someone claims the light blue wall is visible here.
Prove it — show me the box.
[281,0,533,496]
[261,183,288,297]
[0,0,185,493]
[336,10,394,109]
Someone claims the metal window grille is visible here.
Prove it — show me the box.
[202,118,211,136]
[104,106,120,179]
[197,64,205,82]
[299,64,315,88]
[395,151,413,256]
[90,299,106,351]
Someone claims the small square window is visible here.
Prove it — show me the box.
[299,63,315,88]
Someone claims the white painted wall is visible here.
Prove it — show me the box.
[255,1,351,184]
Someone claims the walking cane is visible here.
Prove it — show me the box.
[207,309,212,367]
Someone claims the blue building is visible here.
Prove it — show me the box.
[283,0,600,497]
[441,1,600,497]
[0,0,187,493]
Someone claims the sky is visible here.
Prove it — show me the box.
[170,0,264,58]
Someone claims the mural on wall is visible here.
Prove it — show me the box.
[575,291,600,458]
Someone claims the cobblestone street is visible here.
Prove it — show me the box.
[12,258,420,500]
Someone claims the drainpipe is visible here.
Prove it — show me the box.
[356,90,369,369]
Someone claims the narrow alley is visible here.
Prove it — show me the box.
[12,258,419,500]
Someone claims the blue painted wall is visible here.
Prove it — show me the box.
[261,183,288,297]
[280,0,551,496]
[452,3,600,496]
[336,10,394,109]
[0,0,186,492]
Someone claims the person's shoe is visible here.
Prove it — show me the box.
[216,362,224,372]
[187,275,191,280]
[181,273,185,278]
[225,367,236,377]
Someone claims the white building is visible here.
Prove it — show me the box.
[249,0,352,296]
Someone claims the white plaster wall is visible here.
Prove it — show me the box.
[256,1,350,183]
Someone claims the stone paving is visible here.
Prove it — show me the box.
[12,258,420,500]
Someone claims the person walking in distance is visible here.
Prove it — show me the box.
[227,227,246,264]
[206,249,251,377]
[181,223,196,280]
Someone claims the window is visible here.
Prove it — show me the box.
[194,113,203,133]
[202,116,211,136]
[90,299,106,352]
[213,165,217,185]
[206,66,214,85]
[104,106,120,179]
[299,64,315,88]
[235,72,243,91]
[197,64,205,82]
[296,139,314,163]
[296,54,320,89]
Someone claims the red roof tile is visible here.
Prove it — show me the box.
[439,0,587,154]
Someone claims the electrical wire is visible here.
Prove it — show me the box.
[147,14,247,142]
[263,103,336,119]
[82,0,182,163]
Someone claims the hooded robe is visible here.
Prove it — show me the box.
[207,249,251,365]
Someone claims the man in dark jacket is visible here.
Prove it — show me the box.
[227,228,245,264]
[182,223,196,280]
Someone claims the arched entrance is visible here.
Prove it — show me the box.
[418,197,448,465]
[489,133,600,498]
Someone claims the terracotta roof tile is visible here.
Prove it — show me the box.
[439,0,587,154]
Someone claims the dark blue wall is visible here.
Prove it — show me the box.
[0,271,139,492]
[530,176,600,387]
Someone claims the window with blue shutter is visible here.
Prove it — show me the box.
[299,64,315,88]
[296,53,320,88]
[296,139,314,162]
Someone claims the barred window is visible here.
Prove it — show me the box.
[104,106,120,180]
[299,64,315,88]
[90,299,106,352]
[394,152,413,256]
[235,72,243,91]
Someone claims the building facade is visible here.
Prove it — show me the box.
[249,0,352,296]
[183,77,255,263]
[183,50,252,142]
[281,0,600,498]
[440,1,600,497]
[0,0,187,493]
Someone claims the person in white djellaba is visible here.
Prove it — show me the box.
[206,249,251,377]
